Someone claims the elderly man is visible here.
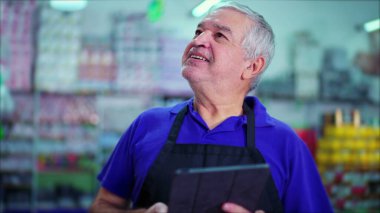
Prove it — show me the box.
[91,1,333,213]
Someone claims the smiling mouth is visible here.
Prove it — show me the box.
[190,55,209,62]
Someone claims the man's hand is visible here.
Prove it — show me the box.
[91,188,168,213]
[124,202,168,213]
[222,202,265,213]
[145,202,168,213]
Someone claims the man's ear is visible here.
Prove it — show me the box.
[242,56,266,80]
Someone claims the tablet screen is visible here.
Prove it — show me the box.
[168,164,270,213]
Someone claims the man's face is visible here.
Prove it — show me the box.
[181,8,252,91]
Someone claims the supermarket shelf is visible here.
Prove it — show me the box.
[1,184,32,190]
[0,169,33,173]
[37,169,95,174]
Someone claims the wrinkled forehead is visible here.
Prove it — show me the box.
[208,7,253,22]
[206,8,253,28]
[202,8,253,42]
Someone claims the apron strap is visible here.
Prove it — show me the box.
[167,105,188,145]
[243,102,255,148]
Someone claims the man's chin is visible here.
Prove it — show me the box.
[181,69,191,81]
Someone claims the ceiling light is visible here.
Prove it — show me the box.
[50,0,88,12]
[192,0,221,18]
[364,18,380,33]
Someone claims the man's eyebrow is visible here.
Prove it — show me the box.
[197,23,233,36]
[213,23,232,35]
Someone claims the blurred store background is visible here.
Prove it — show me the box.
[0,0,379,212]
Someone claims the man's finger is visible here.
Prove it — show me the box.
[146,202,168,213]
[222,202,251,213]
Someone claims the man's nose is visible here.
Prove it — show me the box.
[193,31,211,48]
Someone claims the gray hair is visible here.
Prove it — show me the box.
[208,1,275,91]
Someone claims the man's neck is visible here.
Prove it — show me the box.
[193,95,245,130]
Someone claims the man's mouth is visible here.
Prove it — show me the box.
[189,54,209,62]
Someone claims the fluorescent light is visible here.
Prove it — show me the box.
[192,0,221,18]
[50,0,88,12]
[364,18,380,33]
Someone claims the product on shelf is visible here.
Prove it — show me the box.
[317,109,380,211]
[157,37,192,95]
[0,94,34,201]
[35,93,99,209]
[39,94,98,125]
[0,0,36,91]
[78,41,117,91]
[112,13,158,92]
[35,6,82,92]
[291,32,322,99]
[0,93,35,211]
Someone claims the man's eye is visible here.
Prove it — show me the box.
[215,32,226,39]
[194,30,202,36]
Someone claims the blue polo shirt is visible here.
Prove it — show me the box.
[98,96,333,213]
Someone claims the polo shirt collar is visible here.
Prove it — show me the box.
[170,99,191,113]
[169,96,275,128]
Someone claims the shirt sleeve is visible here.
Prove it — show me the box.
[97,117,140,199]
[284,136,333,213]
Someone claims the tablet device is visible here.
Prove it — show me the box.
[168,164,270,213]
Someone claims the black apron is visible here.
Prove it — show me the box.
[135,101,283,212]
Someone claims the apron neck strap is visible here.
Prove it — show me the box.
[167,105,188,144]
[243,101,255,148]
